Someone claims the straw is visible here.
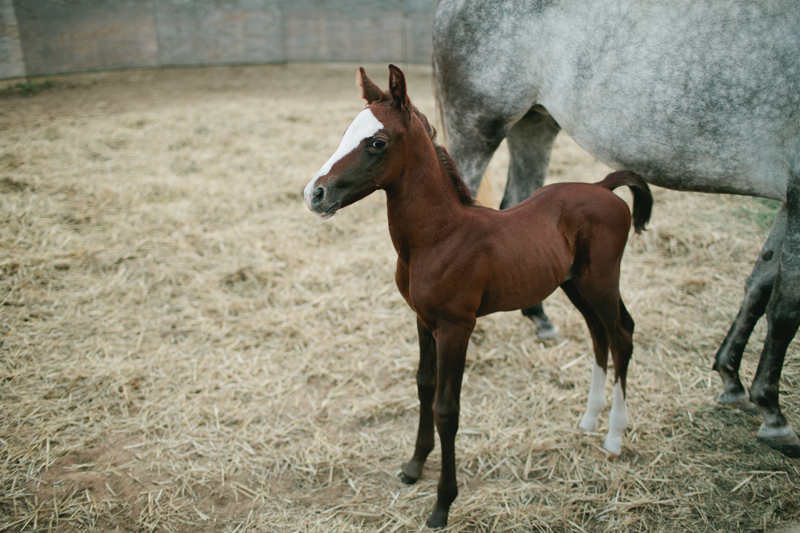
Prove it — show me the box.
[1,63,798,532]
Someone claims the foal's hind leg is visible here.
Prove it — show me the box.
[401,318,438,484]
[563,280,634,457]
[713,206,786,413]
[560,280,609,432]
[604,300,634,458]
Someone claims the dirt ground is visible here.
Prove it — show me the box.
[1,63,799,532]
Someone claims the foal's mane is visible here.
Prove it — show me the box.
[410,105,476,207]
[436,146,475,207]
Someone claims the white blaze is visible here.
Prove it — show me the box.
[757,424,798,439]
[304,109,384,209]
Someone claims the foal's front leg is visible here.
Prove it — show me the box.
[401,318,438,484]
[427,321,471,529]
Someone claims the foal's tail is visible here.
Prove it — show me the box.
[597,171,653,234]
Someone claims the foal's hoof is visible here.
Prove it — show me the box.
[426,505,450,529]
[757,424,800,459]
[534,322,560,341]
[602,437,622,459]
[716,390,758,414]
[399,471,418,485]
[401,461,423,484]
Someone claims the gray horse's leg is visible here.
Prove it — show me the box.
[748,187,800,458]
[440,112,508,195]
[501,108,560,208]
[713,206,787,412]
[506,109,562,340]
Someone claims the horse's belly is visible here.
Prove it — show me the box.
[477,285,556,317]
[477,263,565,317]
[536,0,799,202]
[567,125,789,201]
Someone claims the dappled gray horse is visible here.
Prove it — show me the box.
[433,0,800,458]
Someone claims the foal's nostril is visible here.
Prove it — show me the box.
[311,186,325,207]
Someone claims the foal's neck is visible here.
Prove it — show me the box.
[384,123,470,260]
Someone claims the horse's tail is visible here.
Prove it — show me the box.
[597,171,653,234]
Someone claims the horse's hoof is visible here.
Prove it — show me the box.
[401,461,423,484]
[578,414,599,432]
[757,424,800,459]
[399,471,418,485]
[426,505,449,529]
[716,390,758,414]
[534,322,560,341]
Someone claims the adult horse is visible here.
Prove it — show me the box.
[433,0,800,457]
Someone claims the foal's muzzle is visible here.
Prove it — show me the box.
[304,181,340,219]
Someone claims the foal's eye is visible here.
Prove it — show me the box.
[369,139,387,150]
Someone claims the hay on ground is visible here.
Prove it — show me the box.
[1,63,798,532]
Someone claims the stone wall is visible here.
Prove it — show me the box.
[0,0,436,80]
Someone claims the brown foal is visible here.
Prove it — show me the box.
[304,65,652,529]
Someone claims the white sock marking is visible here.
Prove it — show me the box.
[579,362,606,432]
[304,109,383,209]
[757,424,798,440]
[603,380,628,456]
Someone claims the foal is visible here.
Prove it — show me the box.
[304,65,652,529]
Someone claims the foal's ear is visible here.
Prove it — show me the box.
[388,64,409,110]
[357,67,383,104]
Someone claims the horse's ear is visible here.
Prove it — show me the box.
[357,67,383,104]
[388,64,409,110]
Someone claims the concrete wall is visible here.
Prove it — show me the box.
[0,0,436,80]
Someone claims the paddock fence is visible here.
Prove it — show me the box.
[0,0,436,81]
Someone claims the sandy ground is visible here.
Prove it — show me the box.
[1,63,799,532]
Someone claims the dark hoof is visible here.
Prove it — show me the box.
[399,471,418,485]
[763,441,800,459]
[426,505,449,529]
[401,461,423,484]
[758,425,800,459]
[716,390,758,414]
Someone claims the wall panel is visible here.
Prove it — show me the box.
[13,0,159,77]
[155,0,284,67]
[283,0,404,63]
[0,0,24,79]
[1,0,436,80]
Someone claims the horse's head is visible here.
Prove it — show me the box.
[304,65,416,219]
